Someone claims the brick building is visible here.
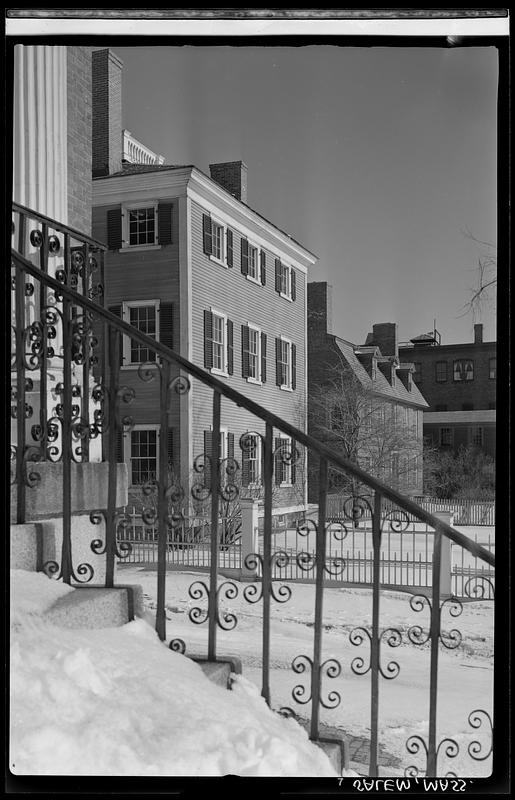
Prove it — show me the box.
[307,283,428,501]
[91,49,317,517]
[398,324,496,458]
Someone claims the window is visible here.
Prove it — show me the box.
[203,428,234,485]
[489,358,496,380]
[275,337,296,390]
[121,203,159,248]
[204,309,234,375]
[439,427,453,447]
[242,324,267,383]
[435,361,448,382]
[453,359,474,381]
[470,426,484,447]
[413,362,422,384]
[108,203,172,251]
[241,433,262,486]
[202,213,234,268]
[129,427,158,485]
[122,300,159,364]
[275,259,296,301]
[274,436,295,486]
[241,238,265,284]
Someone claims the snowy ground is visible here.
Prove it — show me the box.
[117,564,495,778]
[9,570,347,778]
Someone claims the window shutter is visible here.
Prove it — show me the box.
[291,269,296,301]
[260,251,266,285]
[204,310,213,369]
[159,302,173,350]
[202,214,212,256]
[227,432,234,461]
[274,437,282,486]
[203,430,212,486]
[226,229,234,268]
[261,332,267,383]
[241,445,250,487]
[241,324,250,378]
[275,259,282,293]
[108,305,123,366]
[227,319,234,375]
[291,343,297,390]
[115,430,124,463]
[167,428,174,472]
[158,203,173,245]
[107,209,122,250]
[291,440,297,485]
[241,237,249,275]
[275,337,282,386]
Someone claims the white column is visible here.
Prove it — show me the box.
[433,511,454,597]
[240,498,259,579]
[13,44,68,224]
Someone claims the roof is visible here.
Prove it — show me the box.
[334,338,429,409]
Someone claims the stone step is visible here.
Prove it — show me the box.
[44,584,143,630]
[10,523,45,572]
[191,655,243,690]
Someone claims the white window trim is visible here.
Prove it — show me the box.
[246,241,263,286]
[243,432,262,486]
[278,335,293,391]
[210,307,228,377]
[277,435,293,487]
[209,216,229,268]
[246,323,263,385]
[125,424,160,485]
[208,426,229,461]
[279,263,293,301]
[121,201,161,251]
[121,299,160,367]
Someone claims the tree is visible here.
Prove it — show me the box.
[461,229,497,318]
[309,364,423,497]
[423,444,495,500]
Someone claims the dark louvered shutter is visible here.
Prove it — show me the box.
[241,324,250,378]
[275,259,282,293]
[107,209,122,250]
[227,433,234,461]
[241,444,250,487]
[274,437,282,486]
[291,269,296,301]
[204,310,213,369]
[275,337,282,386]
[159,302,173,351]
[158,203,173,246]
[226,229,234,268]
[115,430,124,463]
[108,305,123,366]
[291,440,297,485]
[203,430,212,486]
[261,332,267,383]
[291,343,297,390]
[227,319,234,375]
[202,214,212,255]
[260,251,266,285]
[167,428,174,471]
[241,237,249,275]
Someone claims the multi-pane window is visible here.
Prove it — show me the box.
[128,206,156,246]
[122,300,159,364]
[130,429,158,485]
[212,221,225,262]
[212,313,225,371]
[453,359,474,381]
[248,326,260,380]
[276,337,296,390]
[275,436,294,486]
[470,426,484,447]
[435,361,448,382]
[439,427,453,447]
[275,260,296,300]
[204,309,233,375]
[242,433,261,486]
[489,357,496,380]
[202,214,233,267]
[413,362,422,384]
[247,244,259,280]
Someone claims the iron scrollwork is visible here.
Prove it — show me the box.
[289,654,342,711]
[349,626,402,679]
[188,580,239,631]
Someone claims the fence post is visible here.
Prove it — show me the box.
[434,511,453,596]
[239,497,259,579]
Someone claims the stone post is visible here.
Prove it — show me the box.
[239,498,259,580]
[433,511,454,597]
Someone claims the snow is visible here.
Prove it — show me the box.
[9,569,348,778]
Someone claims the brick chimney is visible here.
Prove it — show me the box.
[307,282,333,340]
[370,323,399,360]
[474,323,483,344]
[209,161,248,203]
[92,48,123,177]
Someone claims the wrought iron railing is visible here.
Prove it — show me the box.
[11,205,495,777]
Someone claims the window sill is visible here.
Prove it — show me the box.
[279,292,293,302]
[209,255,229,269]
[246,275,263,287]
[119,244,161,253]
[211,367,229,378]
[247,377,263,386]
[279,384,293,392]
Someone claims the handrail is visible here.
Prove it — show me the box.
[12,247,495,568]
[12,202,107,251]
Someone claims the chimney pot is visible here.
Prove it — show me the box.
[474,323,483,344]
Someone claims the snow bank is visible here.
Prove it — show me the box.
[9,570,341,777]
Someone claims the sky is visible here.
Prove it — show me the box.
[113,42,498,347]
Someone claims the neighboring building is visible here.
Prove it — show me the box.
[399,324,496,458]
[91,50,316,517]
[307,283,428,501]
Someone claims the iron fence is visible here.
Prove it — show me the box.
[11,203,495,777]
[327,494,495,526]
